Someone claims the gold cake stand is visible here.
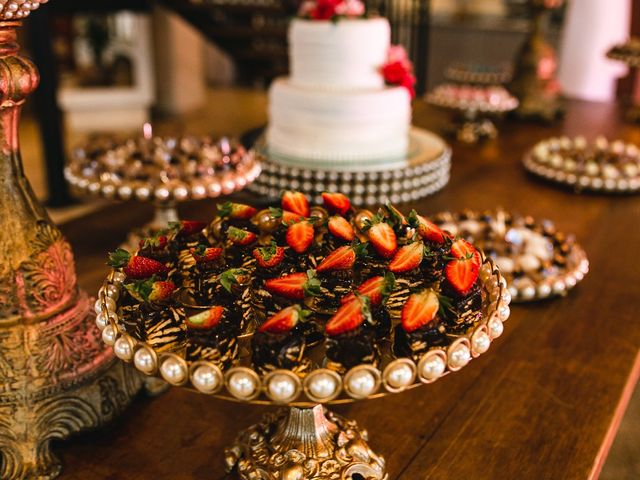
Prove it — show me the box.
[97,255,510,479]
[606,39,640,123]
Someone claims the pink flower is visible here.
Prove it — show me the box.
[381,61,408,85]
[339,0,365,17]
[387,45,409,65]
[298,1,316,16]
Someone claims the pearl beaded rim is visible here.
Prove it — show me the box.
[426,84,519,113]
[97,257,510,406]
[0,0,48,20]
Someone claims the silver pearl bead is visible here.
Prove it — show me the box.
[501,288,512,305]
[307,372,338,400]
[489,317,504,339]
[101,324,117,346]
[228,371,258,399]
[419,355,445,382]
[498,304,510,321]
[346,369,377,399]
[449,344,471,369]
[112,271,126,284]
[385,363,414,390]
[471,331,491,355]
[95,312,109,330]
[133,347,156,374]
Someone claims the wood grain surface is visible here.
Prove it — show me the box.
[57,100,640,479]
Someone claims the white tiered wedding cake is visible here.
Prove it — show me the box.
[266,1,415,169]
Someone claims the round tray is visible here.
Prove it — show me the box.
[523,136,640,193]
[426,83,519,113]
[96,260,509,407]
[65,136,262,203]
[431,210,589,303]
[249,127,451,206]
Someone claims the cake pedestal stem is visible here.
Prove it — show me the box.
[150,200,179,229]
[224,404,387,480]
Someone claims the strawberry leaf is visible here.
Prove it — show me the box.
[107,248,131,268]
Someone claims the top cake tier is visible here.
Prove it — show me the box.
[289,18,390,90]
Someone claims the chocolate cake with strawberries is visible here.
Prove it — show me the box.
[107,191,487,374]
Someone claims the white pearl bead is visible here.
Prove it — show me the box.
[552,280,566,295]
[94,297,112,315]
[501,289,512,305]
[191,365,220,394]
[118,185,133,200]
[134,348,156,374]
[95,312,109,330]
[208,182,222,197]
[112,271,126,284]
[114,337,133,361]
[537,283,552,297]
[489,317,504,339]
[307,373,337,400]
[160,357,187,385]
[521,285,536,300]
[386,364,414,389]
[191,184,207,199]
[347,370,377,398]
[154,187,170,201]
[268,374,297,402]
[101,184,116,198]
[173,186,189,201]
[101,325,117,346]
[228,372,257,399]
[508,285,518,299]
[100,283,120,301]
[498,304,510,321]
[449,345,471,369]
[565,275,577,288]
[135,186,151,201]
[472,332,491,354]
[420,356,445,381]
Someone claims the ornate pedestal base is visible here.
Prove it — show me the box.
[225,405,387,480]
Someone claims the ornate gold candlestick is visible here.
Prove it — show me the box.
[0,5,142,479]
[509,0,564,121]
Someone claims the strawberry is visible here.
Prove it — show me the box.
[408,210,447,244]
[227,226,257,246]
[383,204,408,226]
[322,192,351,215]
[401,289,439,332]
[325,296,371,336]
[108,248,168,279]
[365,215,397,258]
[138,232,168,251]
[450,238,481,265]
[316,244,366,272]
[259,305,309,334]
[190,244,223,263]
[340,272,395,306]
[269,207,305,225]
[286,221,314,253]
[388,242,424,273]
[125,278,175,302]
[186,306,224,329]
[218,268,250,293]
[281,191,310,217]
[445,256,480,295]
[253,243,285,268]
[170,220,206,236]
[328,216,355,241]
[264,270,321,300]
[217,202,257,220]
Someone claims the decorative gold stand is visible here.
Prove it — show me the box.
[509,0,564,121]
[0,9,142,479]
[225,405,386,480]
[606,39,640,124]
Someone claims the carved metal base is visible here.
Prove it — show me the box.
[225,405,387,480]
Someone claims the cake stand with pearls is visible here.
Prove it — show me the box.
[426,83,519,143]
[523,136,640,193]
[249,127,451,207]
[445,62,513,86]
[432,209,589,303]
[65,128,261,238]
[97,255,511,480]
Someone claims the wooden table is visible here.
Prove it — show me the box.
[58,100,640,479]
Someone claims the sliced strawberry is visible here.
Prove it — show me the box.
[408,210,447,244]
[282,191,310,217]
[269,207,305,225]
[450,238,481,265]
[170,220,206,236]
[366,216,397,258]
[340,272,396,306]
[253,243,285,268]
[445,256,480,295]
[259,305,309,333]
[108,248,168,279]
[286,221,314,253]
[316,244,366,272]
[325,296,371,336]
[401,289,439,332]
[186,306,224,329]
[190,245,223,263]
[388,242,424,273]
[126,278,175,302]
[322,192,351,215]
[227,226,257,246]
[328,216,355,241]
[264,270,321,300]
[217,202,257,220]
